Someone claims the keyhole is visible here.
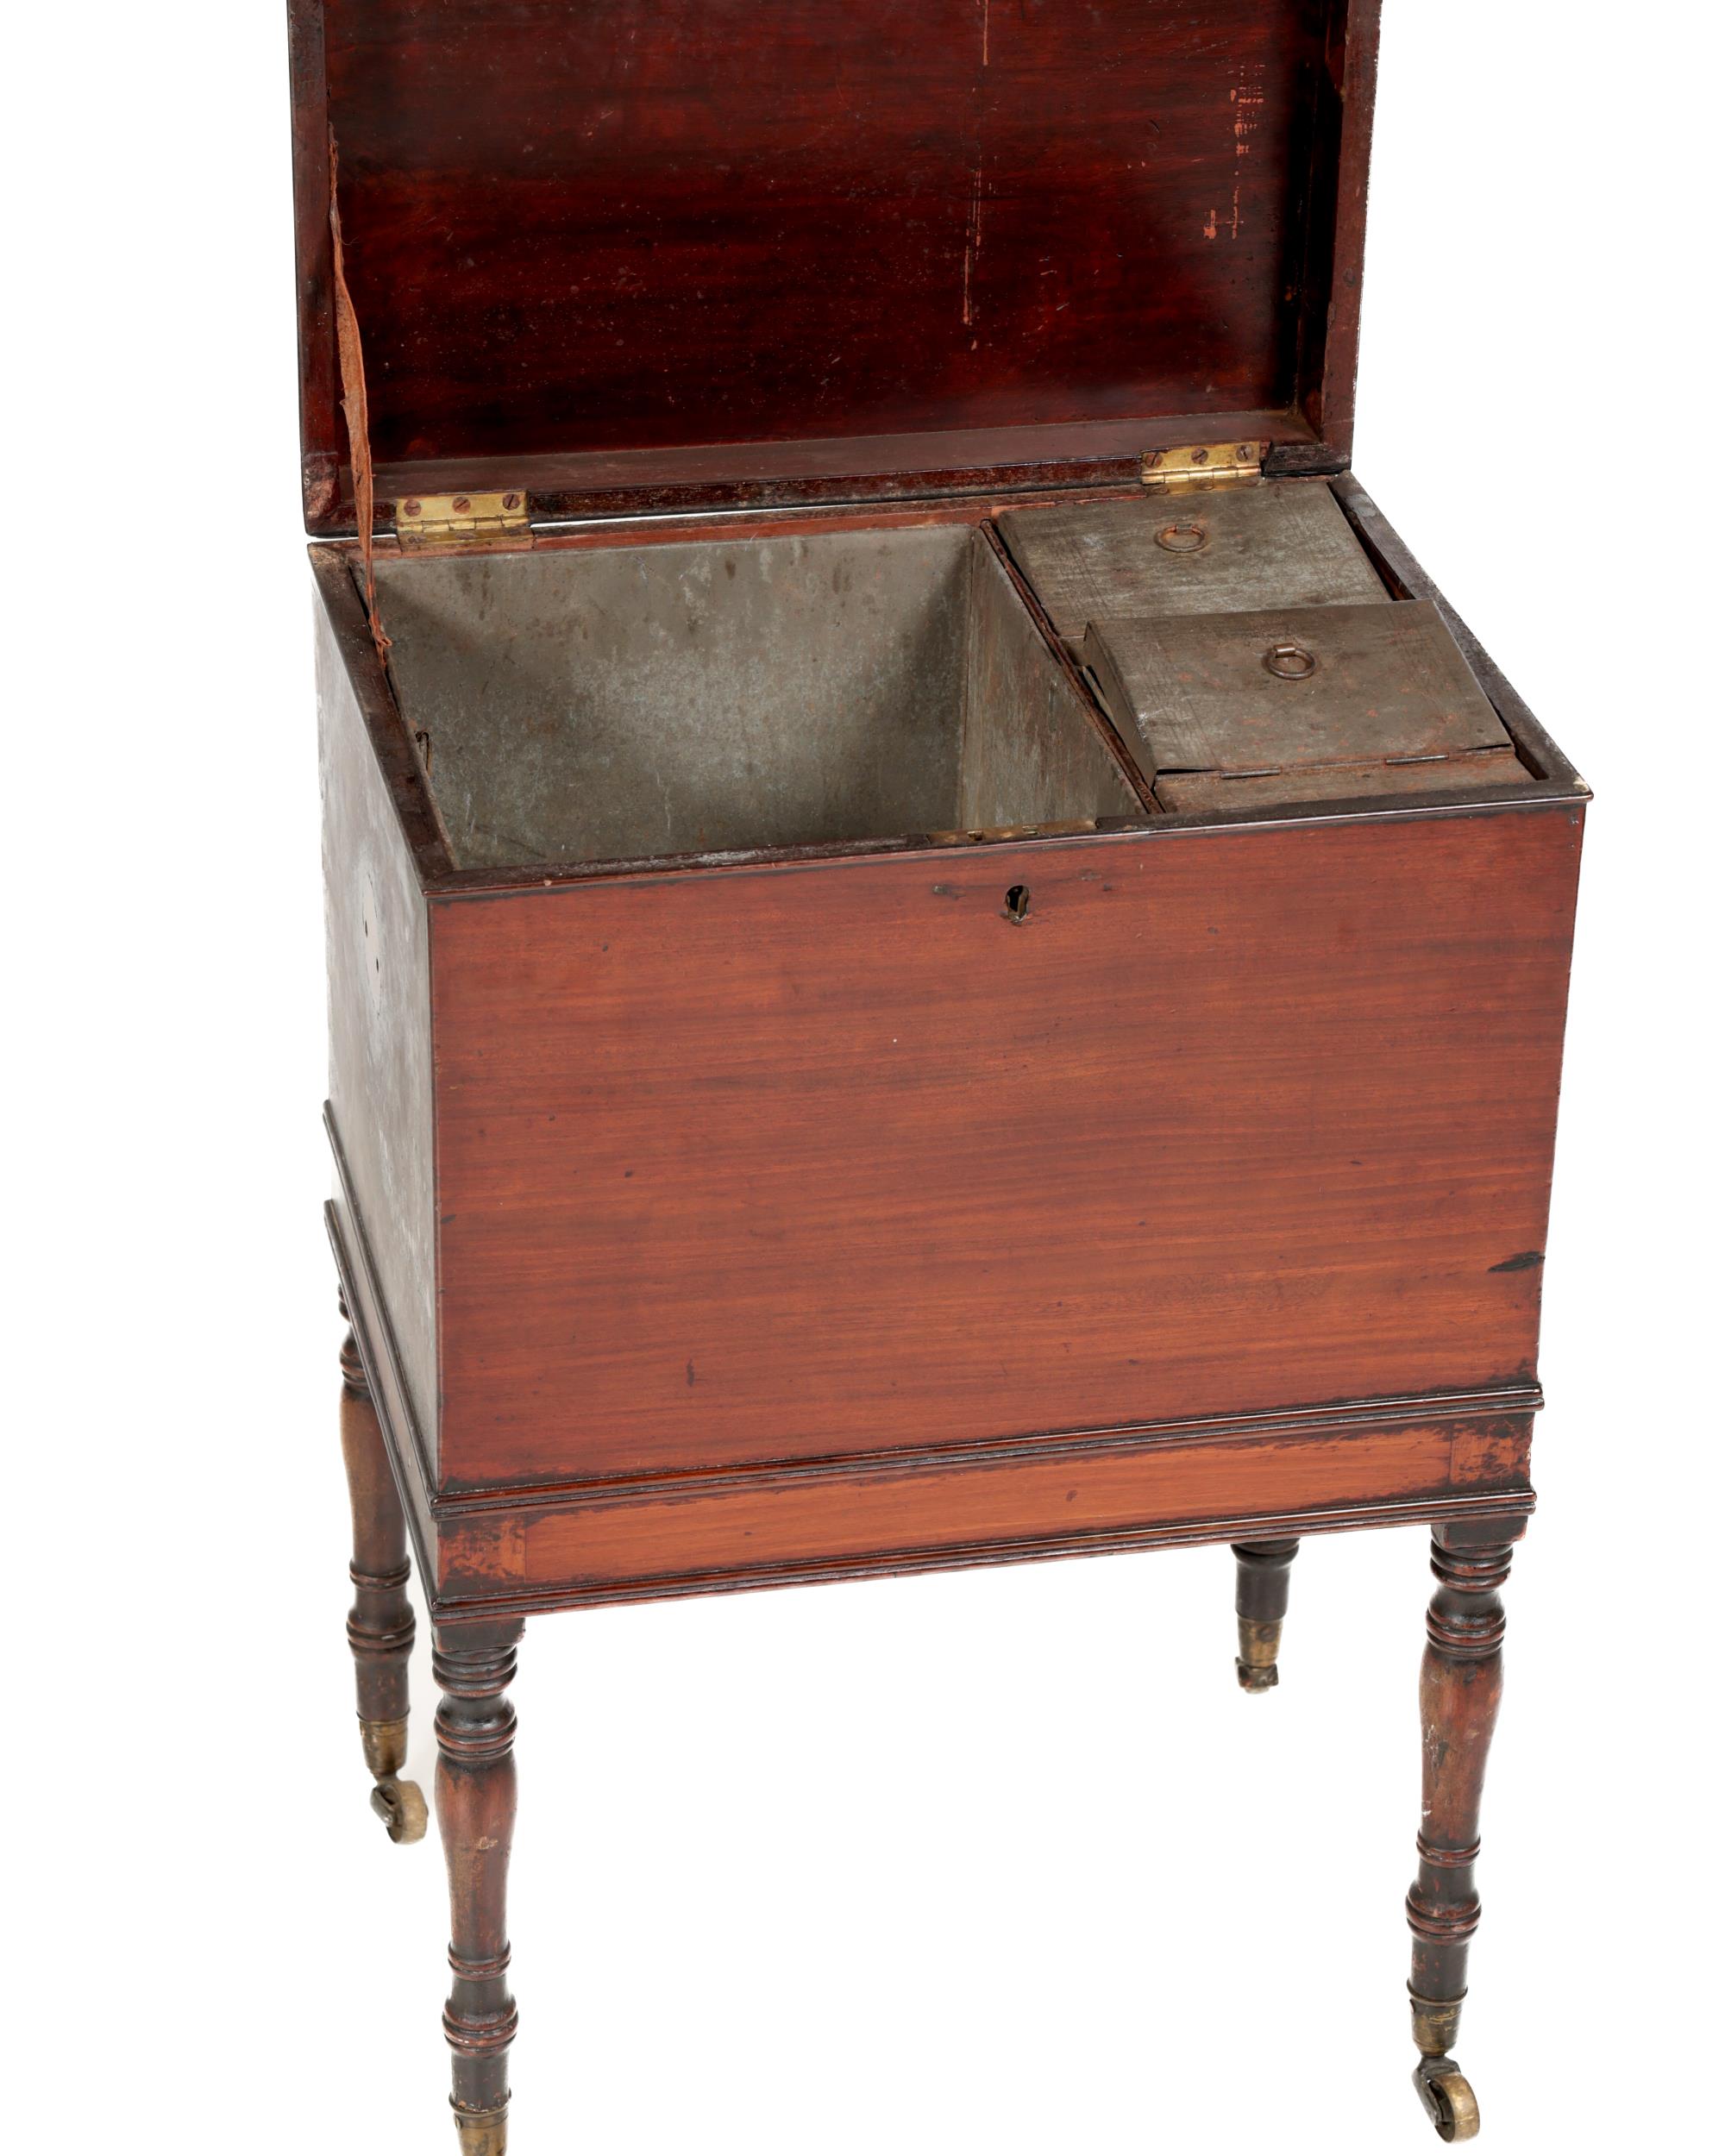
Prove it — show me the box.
[1004,885,1031,923]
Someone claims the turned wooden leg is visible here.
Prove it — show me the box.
[436,1620,524,2156]
[1232,1539,1299,1691]
[339,1294,427,1844]
[1405,1517,1523,2142]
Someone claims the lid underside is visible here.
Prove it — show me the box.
[290,0,1380,531]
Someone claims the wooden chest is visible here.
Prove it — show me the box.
[295,3,1584,2146]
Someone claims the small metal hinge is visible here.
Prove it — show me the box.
[393,490,530,547]
[1141,442,1264,492]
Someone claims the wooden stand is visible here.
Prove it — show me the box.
[336,1364,1531,2151]
[435,1621,523,2156]
[338,1299,425,1846]
[1405,1520,1520,2143]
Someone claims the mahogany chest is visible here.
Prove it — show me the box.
[293,3,1585,2146]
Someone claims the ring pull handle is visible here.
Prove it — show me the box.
[1154,521,1208,555]
[1263,642,1317,680]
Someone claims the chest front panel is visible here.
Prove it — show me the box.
[427,808,1579,1491]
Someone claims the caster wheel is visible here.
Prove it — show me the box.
[1414,2059,1480,2143]
[453,2103,509,2156]
[1235,1615,1282,1692]
[370,1774,429,1845]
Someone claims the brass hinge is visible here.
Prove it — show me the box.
[393,490,530,547]
[1140,442,1264,492]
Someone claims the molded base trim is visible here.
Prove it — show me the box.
[329,1194,1535,1624]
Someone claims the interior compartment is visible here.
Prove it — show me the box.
[1082,599,1530,812]
[996,482,1390,642]
[372,523,1142,870]
[1001,479,1530,812]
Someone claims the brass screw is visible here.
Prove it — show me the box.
[401,498,422,517]
[1191,447,1210,465]
[502,492,522,511]
[451,496,472,514]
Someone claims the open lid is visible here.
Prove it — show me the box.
[289,0,1381,535]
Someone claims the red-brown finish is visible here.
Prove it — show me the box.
[1301,0,1380,448]
[333,1180,1538,1622]
[1407,1520,1520,2052]
[427,807,1580,1490]
[289,0,1381,530]
[316,468,1584,1624]
[434,1410,1531,1609]
[339,1299,416,1732]
[298,4,1584,2142]
[436,1620,524,2149]
[363,422,1333,534]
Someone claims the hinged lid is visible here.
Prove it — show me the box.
[1081,599,1527,812]
[997,485,1386,642]
[1082,600,1512,778]
[290,1,1382,535]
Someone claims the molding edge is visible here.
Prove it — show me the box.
[326,1116,1542,1625]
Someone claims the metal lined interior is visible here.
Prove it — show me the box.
[370,524,1140,868]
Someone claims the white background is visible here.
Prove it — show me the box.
[10,4,1721,2151]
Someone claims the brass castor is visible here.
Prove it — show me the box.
[361,1717,428,1844]
[369,1774,429,1844]
[1232,1541,1296,1691]
[453,2103,509,2156]
[1234,1615,1282,1692]
[1414,2057,1480,2143]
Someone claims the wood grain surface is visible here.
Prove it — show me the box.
[998,480,1388,642]
[426,805,1581,1490]
[1083,600,1509,778]
[435,1410,1534,1605]
[1079,596,1534,812]
[1150,747,1529,815]
[290,0,1381,527]
[329,1197,1537,1619]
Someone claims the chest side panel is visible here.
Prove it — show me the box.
[430,809,1581,1489]
[318,597,439,1457]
